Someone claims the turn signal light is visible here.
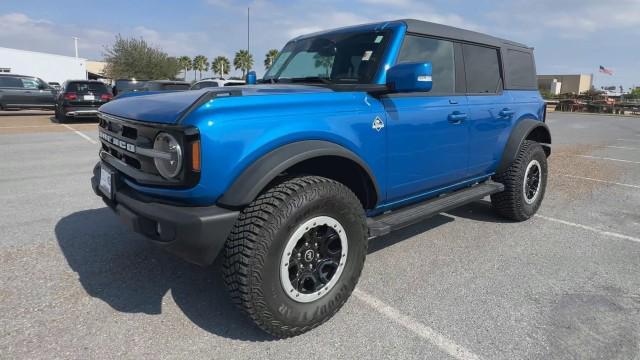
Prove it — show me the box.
[191,140,201,172]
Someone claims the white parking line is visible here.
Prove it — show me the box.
[577,155,640,164]
[535,215,640,244]
[560,174,640,189]
[606,145,640,151]
[617,138,640,142]
[353,289,483,360]
[62,124,97,144]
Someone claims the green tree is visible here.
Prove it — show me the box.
[233,50,254,79]
[264,49,279,69]
[211,56,231,78]
[192,55,209,80]
[103,35,181,80]
[313,54,333,77]
[631,87,640,97]
[177,56,192,80]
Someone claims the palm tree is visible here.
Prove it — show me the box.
[264,49,279,70]
[177,56,191,81]
[192,55,208,80]
[233,50,254,79]
[211,56,231,78]
[314,54,333,77]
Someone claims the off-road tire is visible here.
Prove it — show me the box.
[223,176,367,338]
[491,140,548,221]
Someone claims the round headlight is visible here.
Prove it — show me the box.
[153,132,182,179]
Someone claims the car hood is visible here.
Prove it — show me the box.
[99,85,335,124]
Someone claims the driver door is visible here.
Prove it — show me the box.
[384,36,469,202]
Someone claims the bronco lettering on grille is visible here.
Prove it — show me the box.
[99,131,136,153]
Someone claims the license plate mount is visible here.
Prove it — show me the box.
[99,165,115,200]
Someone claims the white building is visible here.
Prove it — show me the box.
[0,47,87,84]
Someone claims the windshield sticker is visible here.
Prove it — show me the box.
[374,35,384,43]
[362,50,373,61]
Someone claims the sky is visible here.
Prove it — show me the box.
[1,0,639,89]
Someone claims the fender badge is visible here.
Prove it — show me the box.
[372,116,385,132]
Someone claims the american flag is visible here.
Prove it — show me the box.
[599,65,614,76]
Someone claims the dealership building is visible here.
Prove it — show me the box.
[0,47,95,85]
[537,74,593,95]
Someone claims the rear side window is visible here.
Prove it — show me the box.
[462,44,502,94]
[67,82,109,93]
[505,49,536,89]
[0,76,24,88]
[397,35,456,94]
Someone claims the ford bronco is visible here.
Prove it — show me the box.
[91,19,550,337]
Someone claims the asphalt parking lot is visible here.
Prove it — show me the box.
[1,111,639,359]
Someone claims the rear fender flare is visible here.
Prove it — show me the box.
[496,119,551,173]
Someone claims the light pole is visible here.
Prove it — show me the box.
[72,37,79,58]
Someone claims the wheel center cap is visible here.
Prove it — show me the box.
[304,249,315,262]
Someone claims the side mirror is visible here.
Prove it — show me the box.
[246,71,257,85]
[386,62,433,93]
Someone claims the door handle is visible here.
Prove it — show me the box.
[499,108,515,117]
[448,112,467,124]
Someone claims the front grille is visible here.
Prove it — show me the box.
[97,112,199,188]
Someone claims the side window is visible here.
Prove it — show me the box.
[462,44,502,94]
[505,49,536,89]
[0,76,24,88]
[397,35,456,94]
[20,78,39,89]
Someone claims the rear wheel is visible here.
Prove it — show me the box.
[491,140,548,221]
[223,176,367,337]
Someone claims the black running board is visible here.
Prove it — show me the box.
[367,181,504,238]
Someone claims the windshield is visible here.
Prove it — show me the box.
[264,29,391,84]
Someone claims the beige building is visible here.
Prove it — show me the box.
[538,74,593,95]
[86,60,110,83]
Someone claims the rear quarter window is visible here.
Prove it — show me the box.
[0,76,24,88]
[505,49,537,89]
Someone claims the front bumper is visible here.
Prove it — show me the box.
[91,163,239,266]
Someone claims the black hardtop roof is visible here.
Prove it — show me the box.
[293,18,531,51]
[400,19,531,50]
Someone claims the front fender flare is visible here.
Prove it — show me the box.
[496,119,551,173]
[217,140,380,208]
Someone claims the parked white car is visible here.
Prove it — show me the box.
[190,78,245,90]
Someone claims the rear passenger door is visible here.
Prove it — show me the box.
[462,44,514,177]
[0,76,30,107]
[383,35,469,201]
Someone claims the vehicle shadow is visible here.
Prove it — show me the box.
[48,116,99,124]
[445,199,514,224]
[54,207,274,342]
[55,201,504,341]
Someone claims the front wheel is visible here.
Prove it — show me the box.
[223,176,367,337]
[491,140,548,221]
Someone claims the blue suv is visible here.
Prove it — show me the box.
[91,19,550,337]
